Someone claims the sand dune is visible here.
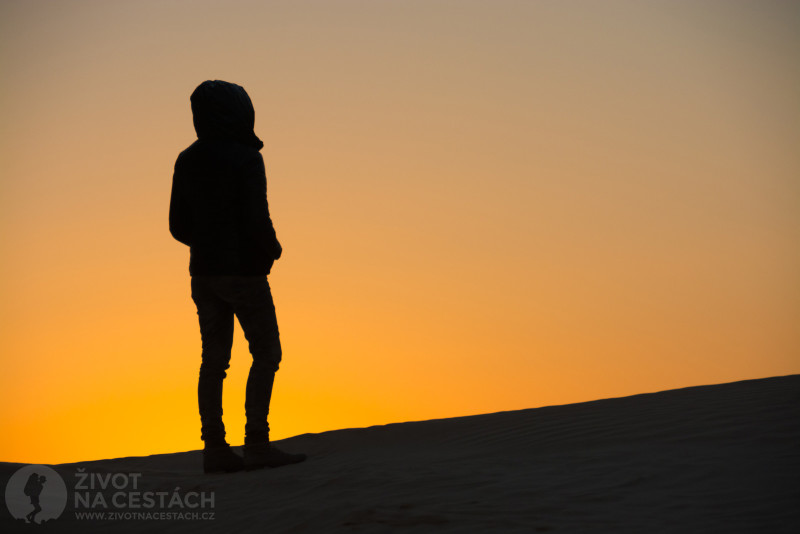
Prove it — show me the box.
[3,375,799,532]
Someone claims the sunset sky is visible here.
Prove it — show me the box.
[1,0,798,465]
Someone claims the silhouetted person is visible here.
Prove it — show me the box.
[24,473,45,523]
[170,80,306,473]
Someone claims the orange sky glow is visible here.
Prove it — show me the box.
[1,0,798,464]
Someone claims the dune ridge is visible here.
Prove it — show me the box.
[3,375,798,532]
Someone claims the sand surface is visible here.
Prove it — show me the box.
[3,375,799,532]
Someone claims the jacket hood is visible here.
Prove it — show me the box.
[190,80,264,150]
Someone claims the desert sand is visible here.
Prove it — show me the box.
[3,374,798,533]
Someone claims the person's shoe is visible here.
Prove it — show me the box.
[243,442,307,470]
[203,444,244,474]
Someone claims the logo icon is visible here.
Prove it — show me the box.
[5,465,67,524]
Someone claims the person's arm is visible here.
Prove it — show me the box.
[169,155,193,246]
[242,152,281,260]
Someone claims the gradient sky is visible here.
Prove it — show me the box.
[1,0,798,464]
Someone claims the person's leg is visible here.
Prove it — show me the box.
[222,276,282,444]
[191,276,235,447]
[223,276,305,468]
[30,496,41,523]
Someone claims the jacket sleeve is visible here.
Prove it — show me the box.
[242,152,281,259]
[169,155,192,246]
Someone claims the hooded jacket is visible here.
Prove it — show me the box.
[169,80,280,275]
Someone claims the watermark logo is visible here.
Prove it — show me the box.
[5,464,68,525]
[5,465,215,523]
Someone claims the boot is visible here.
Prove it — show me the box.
[243,441,306,470]
[203,444,244,474]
